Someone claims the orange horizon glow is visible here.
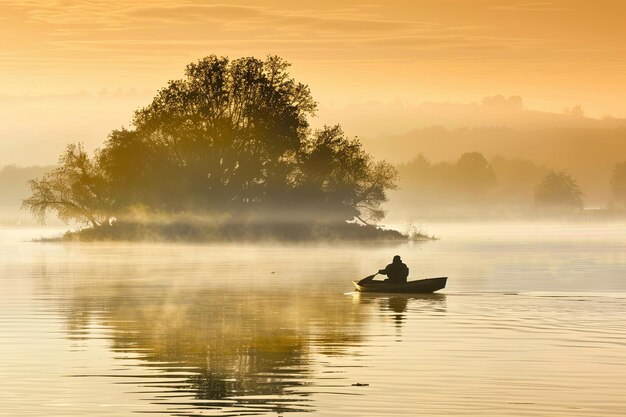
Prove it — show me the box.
[1,0,626,165]
[2,1,626,110]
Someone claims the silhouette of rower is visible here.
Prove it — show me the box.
[379,255,409,284]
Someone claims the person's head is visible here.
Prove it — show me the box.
[393,255,401,263]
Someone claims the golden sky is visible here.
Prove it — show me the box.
[1,0,626,164]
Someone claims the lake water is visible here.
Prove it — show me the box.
[1,222,625,416]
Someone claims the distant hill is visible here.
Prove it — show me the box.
[316,96,626,206]
[316,96,626,137]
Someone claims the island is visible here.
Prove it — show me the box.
[22,55,430,242]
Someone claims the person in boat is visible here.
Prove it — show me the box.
[378,255,409,284]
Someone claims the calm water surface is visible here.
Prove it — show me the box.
[1,222,625,416]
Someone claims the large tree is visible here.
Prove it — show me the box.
[24,55,397,228]
[101,55,316,213]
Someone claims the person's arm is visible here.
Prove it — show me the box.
[379,263,394,275]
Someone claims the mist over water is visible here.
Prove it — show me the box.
[1,222,625,416]
[3,2,626,415]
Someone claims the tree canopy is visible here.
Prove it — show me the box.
[534,171,583,209]
[23,55,397,231]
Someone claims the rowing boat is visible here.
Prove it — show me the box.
[352,277,447,293]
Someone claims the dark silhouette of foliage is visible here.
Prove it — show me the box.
[296,125,397,224]
[610,161,626,207]
[100,55,316,213]
[23,55,397,234]
[22,144,112,227]
[534,170,583,208]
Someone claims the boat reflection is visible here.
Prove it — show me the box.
[352,292,447,330]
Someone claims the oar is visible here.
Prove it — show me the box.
[357,272,378,285]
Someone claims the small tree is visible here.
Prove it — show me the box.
[610,161,626,207]
[22,144,112,227]
[534,170,583,209]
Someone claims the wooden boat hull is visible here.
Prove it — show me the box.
[352,277,447,293]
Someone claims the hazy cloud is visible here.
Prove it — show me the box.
[489,2,569,12]
[130,4,265,22]
[0,1,610,68]
[0,0,625,156]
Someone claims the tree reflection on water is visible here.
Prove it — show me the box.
[55,282,368,414]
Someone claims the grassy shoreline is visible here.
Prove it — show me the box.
[43,221,436,243]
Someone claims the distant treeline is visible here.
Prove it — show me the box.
[364,126,626,205]
[391,152,626,218]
